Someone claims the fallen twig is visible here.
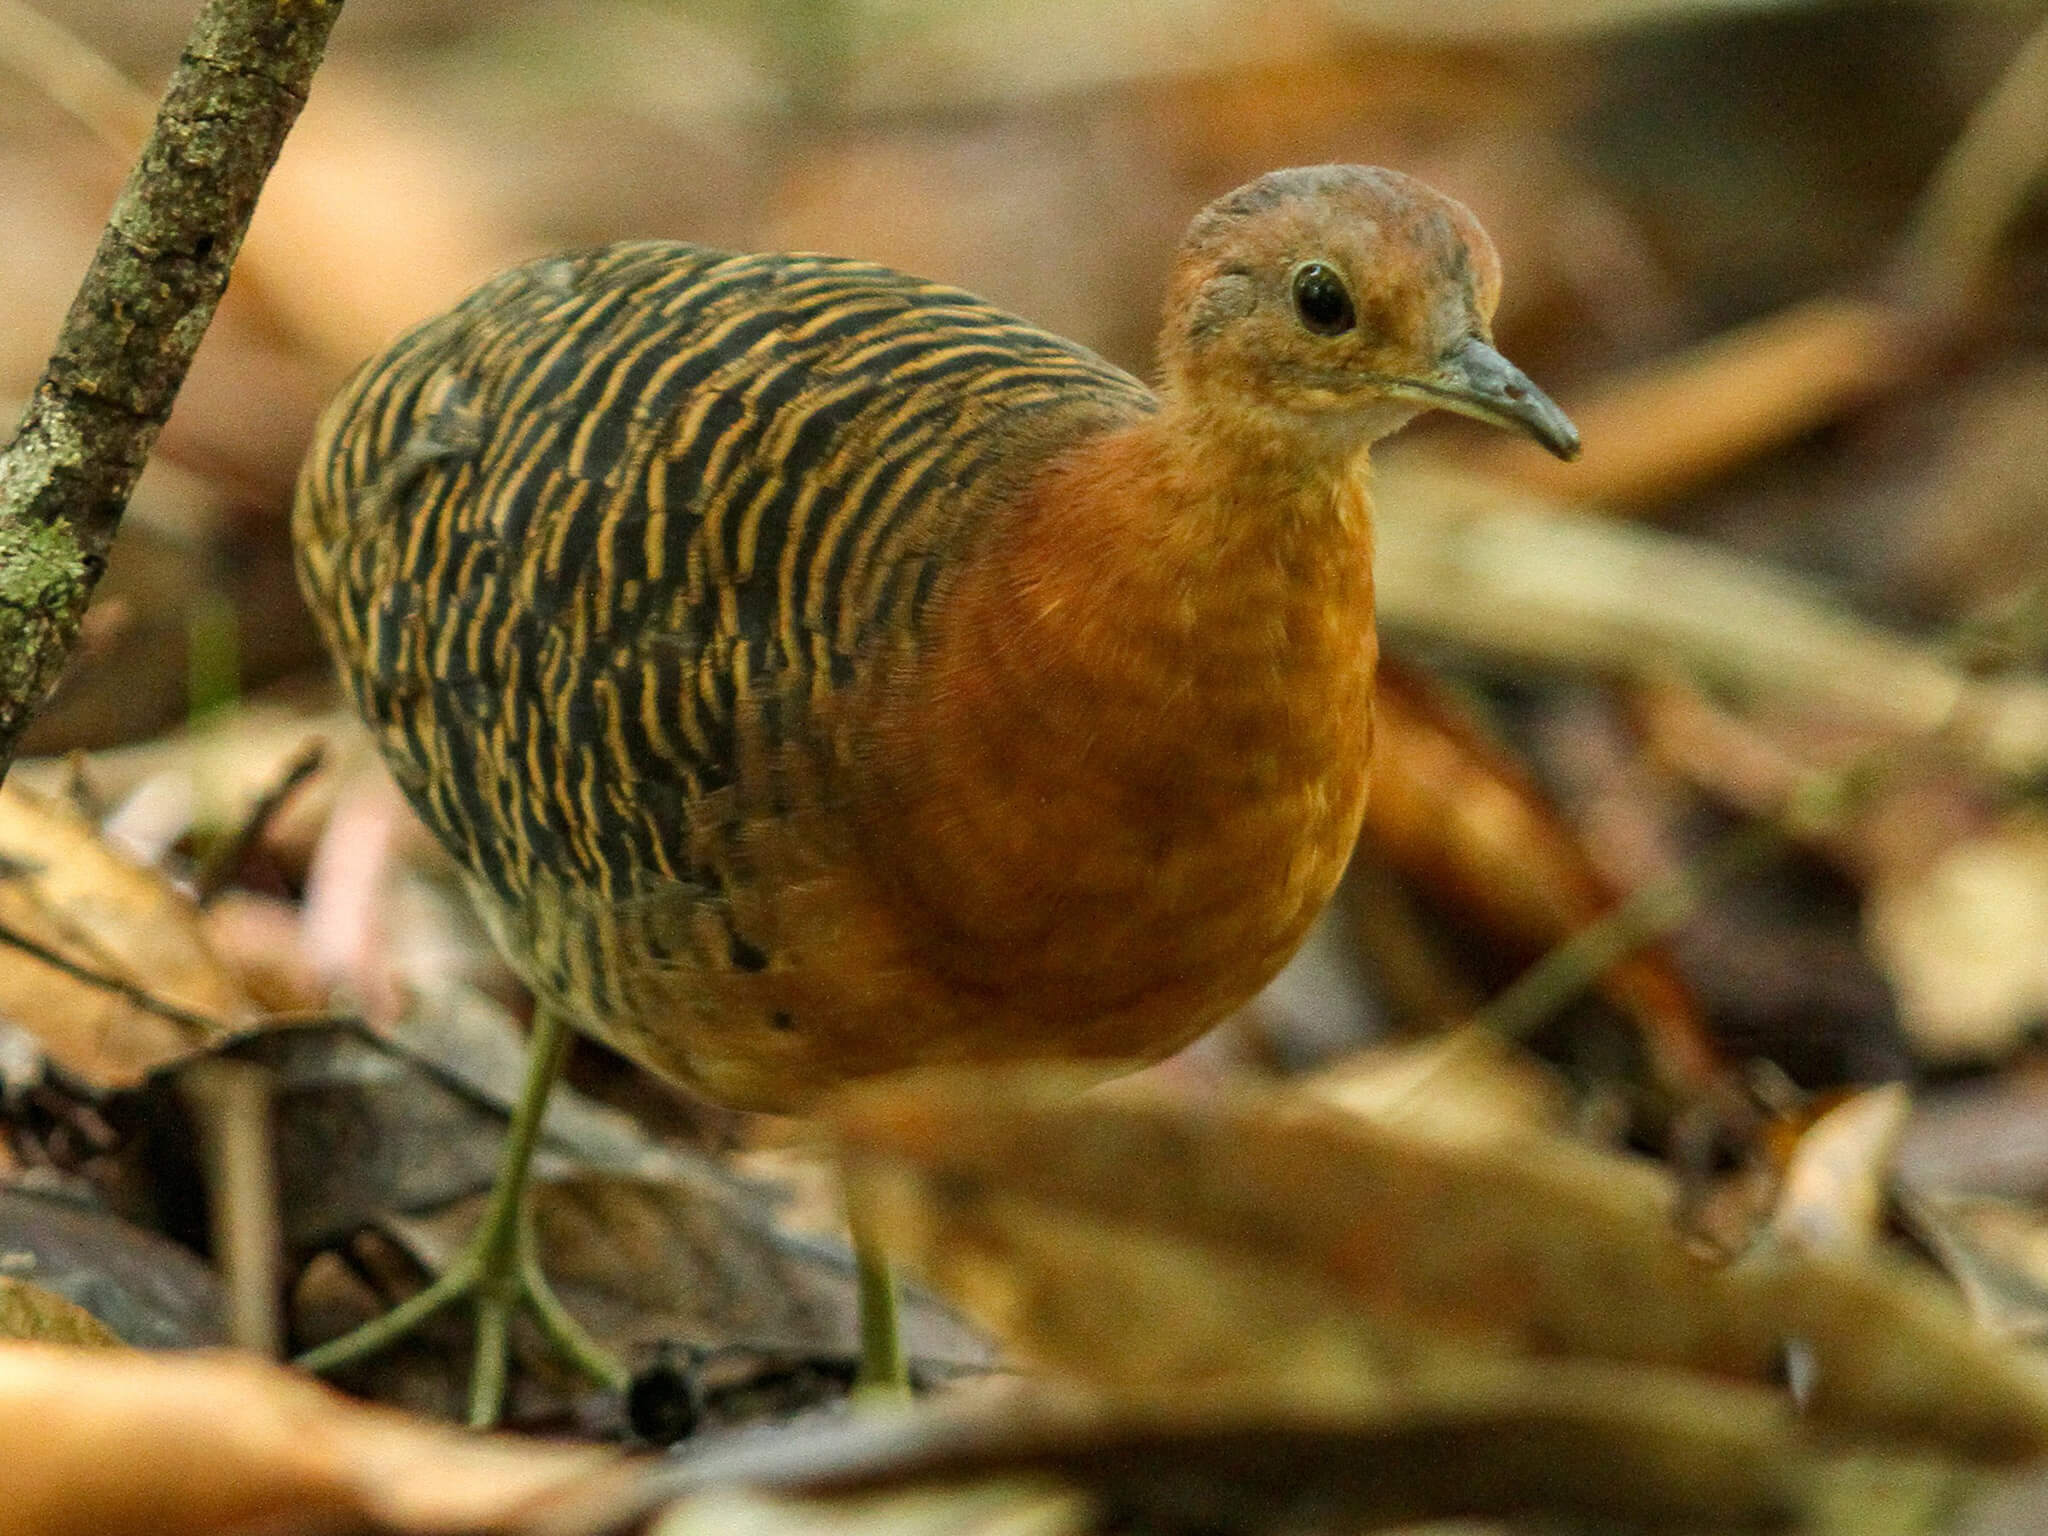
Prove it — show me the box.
[193,739,324,906]
[179,1057,284,1356]
[0,913,223,1038]
[0,0,343,779]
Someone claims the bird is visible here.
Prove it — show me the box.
[290,163,1579,1426]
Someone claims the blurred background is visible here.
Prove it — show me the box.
[6,0,2048,1439]
[4,0,2040,741]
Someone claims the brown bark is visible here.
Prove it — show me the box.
[0,0,344,777]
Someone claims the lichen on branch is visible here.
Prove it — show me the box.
[0,0,344,776]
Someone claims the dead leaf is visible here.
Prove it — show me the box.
[200,890,329,1016]
[1899,1069,2048,1199]
[1774,1084,1913,1256]
[241,1018,518,1252]
[835,1068,2048,1463]
[1372,465,2048,781]
[12,704,372,886]
[273,1001,988,1415]
[620,1370,1817,1535]
[645,1480,1089,1536]
[1866,813,2048,1063]
[0,1343,624,1536]
[232,992,754,1251]
[1303,1029,1572,1147]
[1902,1188,2048,1346]
[0,1187,225,1347]
[0,780,248,1091]
[0,1277,120,1346]
[525,1174,988,1369]
[338,1170,991,1421]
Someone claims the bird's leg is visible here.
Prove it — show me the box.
[295,1007,627,1427]
[850,1203,909,1398]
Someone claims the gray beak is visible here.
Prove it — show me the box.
[1431,337,1581,461]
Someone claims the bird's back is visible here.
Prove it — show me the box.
[296,244,1157,1091]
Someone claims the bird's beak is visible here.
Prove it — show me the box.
[1406,337,1581,461]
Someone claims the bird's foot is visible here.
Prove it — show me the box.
[297,1206,627,1428]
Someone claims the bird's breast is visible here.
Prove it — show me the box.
[856,453,1379,1040]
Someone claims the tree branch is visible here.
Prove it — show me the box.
[0,0,343,777]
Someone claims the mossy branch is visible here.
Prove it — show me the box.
[0,0,343,778]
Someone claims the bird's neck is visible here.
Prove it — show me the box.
[962,401,1379,741]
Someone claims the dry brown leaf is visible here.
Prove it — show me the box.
[618,1369,1815,1535]
[0,1343,625,1536]
[0,1277,121,1347]
[0,780,248,1090]
[371,1172,990,1391]
[201,890,329,1016]
[1372,465,2048,780]
[835,1068,2048,1463]
[1469,296,1911,509]
[1866,813,2048,1064]
[646,1480,1090,1536]
[1303,1029,1572,1147]
[13,704,372,883]
[0,1187,225,1347]
[1773,1084,1914,1257]
[1899,1070,2048,1200]
[1903,1189,2048,1347]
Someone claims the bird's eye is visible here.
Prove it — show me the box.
[1290,262,1356,336]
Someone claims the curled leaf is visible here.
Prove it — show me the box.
[0,782,247,1091]
[1773,1084,1913,1256]
[0,1343,623,1536]
[0,1279,121,1348]
[623,1370,1813,1535]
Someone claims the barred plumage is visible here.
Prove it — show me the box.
[296,243,1157,1099]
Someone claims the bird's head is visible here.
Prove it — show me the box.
[1160,164,1579,461]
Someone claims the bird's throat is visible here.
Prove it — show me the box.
[985,410,1377,789]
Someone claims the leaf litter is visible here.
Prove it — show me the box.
[9,1,2048,1532]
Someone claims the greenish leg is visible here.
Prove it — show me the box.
[850,1204,909,1399]
[295,1007,628,1428]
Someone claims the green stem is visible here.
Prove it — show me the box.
[1472,815,1787,1044]
[1470,751,1889,1045]
[850,1204,907,1397]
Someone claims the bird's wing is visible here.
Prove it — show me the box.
[293,242,1155,927]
